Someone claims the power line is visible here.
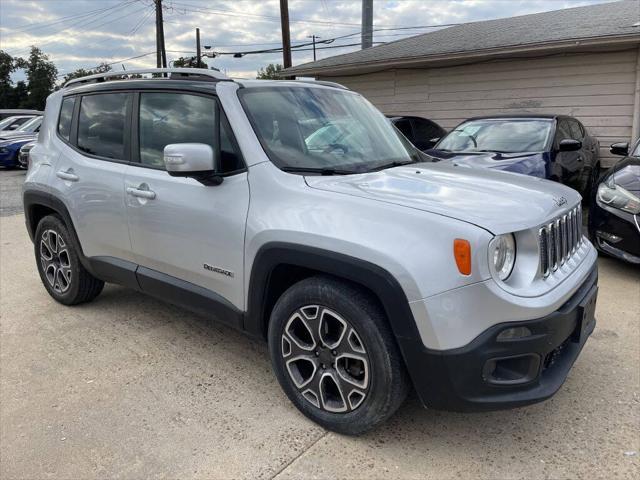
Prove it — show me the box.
[8,0,135,34]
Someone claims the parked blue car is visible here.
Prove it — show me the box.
[426,115,600,197]
[0,135,36,168]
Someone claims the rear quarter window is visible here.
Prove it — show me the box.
[58,97,75,141]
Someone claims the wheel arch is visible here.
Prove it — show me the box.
[23,191,90,270]
[244,243,421,345]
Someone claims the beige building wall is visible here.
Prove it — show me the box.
[319,48,640,168]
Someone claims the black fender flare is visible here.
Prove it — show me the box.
[244,242,422,342]
[23,190,93,273]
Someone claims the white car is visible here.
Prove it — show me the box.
[23,69,598,434]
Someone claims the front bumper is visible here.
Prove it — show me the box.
[588,200,640,264]
[399,265,597,412]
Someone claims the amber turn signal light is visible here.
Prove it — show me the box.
[453,239,471,275]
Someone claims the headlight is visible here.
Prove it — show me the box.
[490,234,516,281]
[597,177,640,214]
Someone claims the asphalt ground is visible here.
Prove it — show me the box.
[0,169,639,479]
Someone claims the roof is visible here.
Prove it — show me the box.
[283,0,640,76]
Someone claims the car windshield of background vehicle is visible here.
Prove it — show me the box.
[17,116,42,133]
[436,119,553,154]
[633,140,640,157]
[239,86,418,173]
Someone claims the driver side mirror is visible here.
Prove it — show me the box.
[164,143,223,185]
[558,139,582,152]
[610,142,629,156]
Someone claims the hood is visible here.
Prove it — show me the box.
[0,131,37,141]
[0,134,36,147]
[305,162,581,234]
[612,157,640,194]
[428,149,545,167]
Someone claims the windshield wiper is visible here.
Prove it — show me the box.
[280,166,357,175]
[366,159,418,172]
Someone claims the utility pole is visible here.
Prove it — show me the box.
[155,0,167,68]
[361,0,373,49]
[279,0,292,78]
[155,0,161,67]
[196,28,202,68]
[307,34,320,61]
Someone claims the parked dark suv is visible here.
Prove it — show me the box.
[427,115,600,197]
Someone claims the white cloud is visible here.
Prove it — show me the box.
[0,0,618,82]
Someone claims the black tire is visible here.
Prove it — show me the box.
[34,214,104,305]
[268,275,410,435]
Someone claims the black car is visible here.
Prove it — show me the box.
[588,139,640,264]
[426,115,600,197]
[388,115,446,152]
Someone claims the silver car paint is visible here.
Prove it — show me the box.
[24,79,597,353]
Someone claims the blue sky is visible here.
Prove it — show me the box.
[0,0,619,82]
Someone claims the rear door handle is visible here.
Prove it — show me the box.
[56,169,79,182]
[126,186,156,200]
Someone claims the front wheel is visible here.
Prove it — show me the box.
[268,276,409,435]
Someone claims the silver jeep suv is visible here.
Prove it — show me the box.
[23,69,598,434]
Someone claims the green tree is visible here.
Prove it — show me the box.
[62,62,112,83]
[24,47,58,109]
[10,80,28,108]
[0,50,26,108]
[172,56,207,68]
[256,63,283,80]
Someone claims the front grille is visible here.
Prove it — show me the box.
[538,205,583,277]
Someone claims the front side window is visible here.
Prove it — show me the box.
[77,93,129,159]
[138,92,215,168]
[568,120,583,140]
[436,118,553,153]
[239,86,417,173]
[58,97,75,141]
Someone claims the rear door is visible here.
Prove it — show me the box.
[49,92,133,262]
[123,90,249,314]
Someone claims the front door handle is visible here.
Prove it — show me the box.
[126,186,156,200]
[56,169,79,182]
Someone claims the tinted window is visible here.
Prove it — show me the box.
[568,120,583,140]
[58,98,74,141]
[139,92,217,168]
[556,119,572,143]
[77,93,129,159]
[220,114,244,172]
[394,119,413,140]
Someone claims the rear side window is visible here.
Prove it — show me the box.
[77,93,130,160]
[58,97,75,141]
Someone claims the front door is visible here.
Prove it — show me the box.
[124,91,249,314]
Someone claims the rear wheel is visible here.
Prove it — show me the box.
[268,276,409,435]
[34,215,104,305]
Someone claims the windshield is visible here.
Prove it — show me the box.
[436,118,553,153]
[0,117,18,129]
[17,116,42,132]
[632,140,640,157]
[239,86,417,173]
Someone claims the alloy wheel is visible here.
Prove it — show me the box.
[281,305,370,413]
[40,229,72,294]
